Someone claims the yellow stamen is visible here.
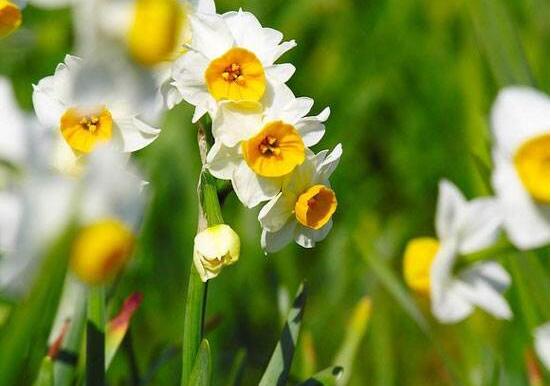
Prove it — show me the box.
[70,219,135,286]
[514,133,550,204]
[205,47,266,102]
[403,237,440,296]
[0,0,22,39]
[242,121,305,177]
[128,0,185,66]
[294,185,337,230]
[60,106,113,154]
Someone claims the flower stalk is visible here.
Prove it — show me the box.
[87,286,106,386]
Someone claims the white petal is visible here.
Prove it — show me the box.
[435,180,466,241]
[492,155,549,249]
[0,191,22,254]
[206,142,241,180]
[189,0,216,13]
[258,192,295,232]
[265,64,295,84]
[212,101,263,147]
[261,219,297,253]
[491,87,549,156]
[314,143,343,182]
[295,107,330,147]
[189,13,234,59]
[115,116,161,153]
[535,323,550,369]
[0,77,26,164]
[231,162,281,208]
[457,197,502,254]
[32,78,66,129]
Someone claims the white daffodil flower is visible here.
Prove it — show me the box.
[535,322,550,369]
[193,224,240,282]
[32,55,161,174]
[258,144,342,253]
[0,146,146,296]
[207,85,329,208]
[403,180,512,323]
[490,87,550,250]
[170,8,296,121]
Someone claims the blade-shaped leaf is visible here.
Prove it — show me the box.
[188,339,211,386]
[259,282,307,386]
[33,358,54,386]
[225,348,246,386]
[300,366,344,386]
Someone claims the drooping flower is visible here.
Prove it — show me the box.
[32,55,161,174]
[403,180,512,323]
[534,322,550,369]
[490,87,550,250]
[259,144,341,253]
[170,9,296,121]
[193,224,240,282]
[207,85,329,207]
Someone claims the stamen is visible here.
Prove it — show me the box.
[258,135,281,156]
[222,63,242,83]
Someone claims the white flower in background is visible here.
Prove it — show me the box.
[259,144,341,253]
[403,180,512,323]
[535,322,550,369]
[193,224,240,282]
[171,9,296,121]
[207,85,329,208]
[32,55,161,174]
[0,146,146,296]
[491,87,549,250]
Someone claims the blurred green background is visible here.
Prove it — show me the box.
[0,0,549,385]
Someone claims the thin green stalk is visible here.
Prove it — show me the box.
[86,286,105,386]
[55,297,86,386]
[181,124,224,386]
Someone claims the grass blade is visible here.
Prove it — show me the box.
[188,339,212,386]
[225,349,246,386]
[33,358,54,386]
[300,366,344,386]
[86,286,105,386]
[259,282,307,386]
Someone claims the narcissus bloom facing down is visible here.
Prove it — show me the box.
[32,55,161,174]
[259,144,342,253]
[0,0,22,39]
[170,9,296,121]
[193,224,240,282]
[491,87,550,250]
[535,322,550,369]
[207,85,329,207]
[71,219,135,285]
[404,180,512,324]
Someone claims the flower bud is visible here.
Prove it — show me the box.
[193,224,240,282]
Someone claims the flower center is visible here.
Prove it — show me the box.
[242,121,305,177]
[205,47,266,102]
[403,237,440,296]
[70,219,135,285]
[294,185,337,230]
[0,0,22,39]
[128,0,186,66]
[513,133,550,204]
[60,106,113,154]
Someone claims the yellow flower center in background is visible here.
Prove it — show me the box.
[70,219,135,285]
[205,47,266,102]
[128,0,185,66]
[242,121,305,177]
[294,185,337,230]
[403,237,440,296]
[514,133,550,204]
[60,107,113,154]
[0,0,22,39]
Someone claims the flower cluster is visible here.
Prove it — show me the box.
[403,87,550,326]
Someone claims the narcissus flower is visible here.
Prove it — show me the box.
[259,145,341,253]
[193,224,240,282]
[0,0,22,39]
[32,55,161,174]
[207,85,329,207]
[535,322,550,369]
[403,180,511,323]
[491,87,550,250]
[170,9,296,121]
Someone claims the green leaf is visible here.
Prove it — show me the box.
[259,282,307,386]
[33,357,54,386]
[334,297,371,385]
[188,339,211,386]
[0,224,76,386]
[300,366,344,386]
[225,349,246,386]
[86,286,106,386]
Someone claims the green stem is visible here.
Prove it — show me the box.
[457,237,515,270]
[55,297,86,386]
[86,286,105,386]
